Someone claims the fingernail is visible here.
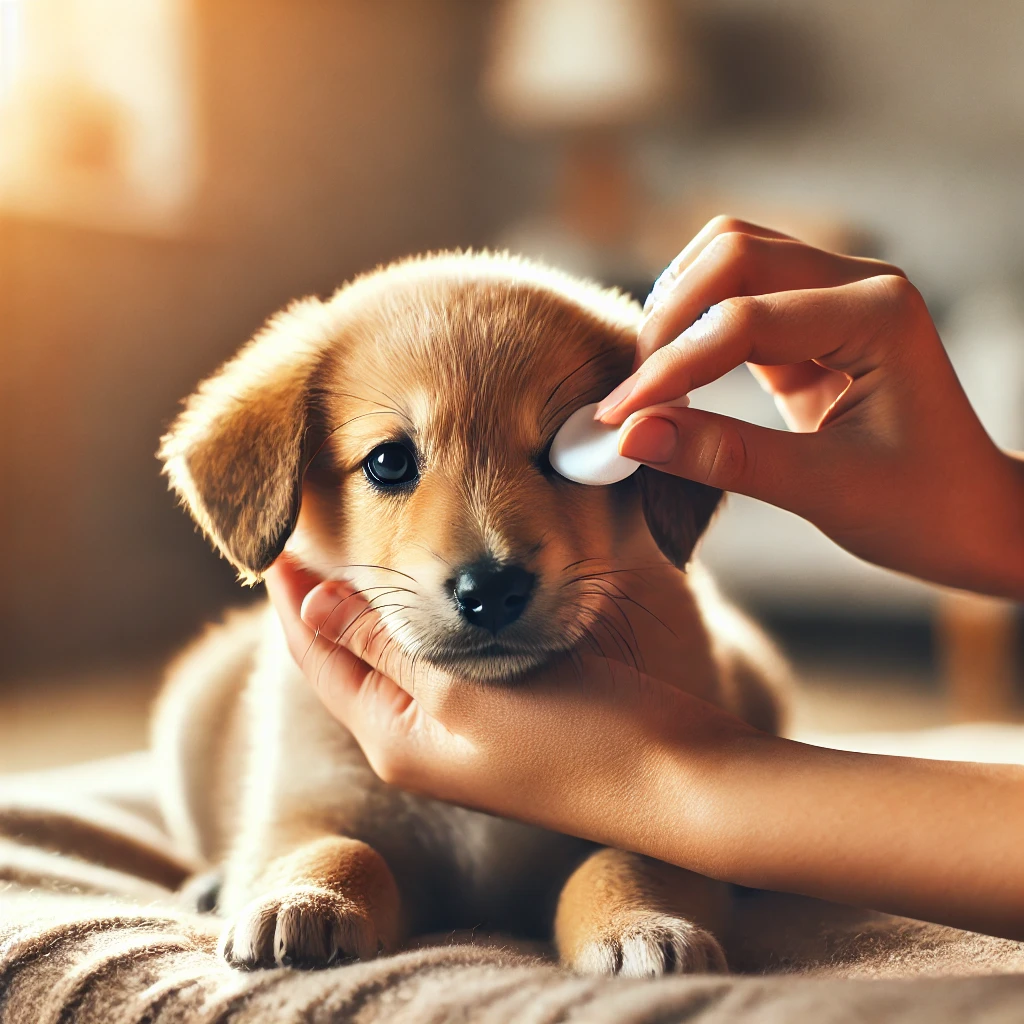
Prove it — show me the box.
[619,417,678,465]
[595,373,639,421]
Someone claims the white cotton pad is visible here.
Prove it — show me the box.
[549,397,689,486]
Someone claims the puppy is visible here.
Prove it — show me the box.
[154,251,789,976]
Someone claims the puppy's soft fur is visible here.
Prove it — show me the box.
[155,251,790,976]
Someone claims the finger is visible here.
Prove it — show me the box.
[619,405,832,512]
[265,567,375,704]
[641,215,797,319]
[637,233,902,366]
[301,580,464,720]
[604,275,919,425]
[264,558,330,668]
[267,570,456,771]
[300,580,407,680]
[264,555,324,618]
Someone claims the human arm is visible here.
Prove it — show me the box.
[596,217,1024,599]
[266,557,1024,941]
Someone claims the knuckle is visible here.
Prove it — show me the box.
[641,338,690,386]
[706,229,756,265]
[705,422,751,488]
[706,213,748,237]
[719,294,761,336]
[871,273,928,326]
[870,259,908,280]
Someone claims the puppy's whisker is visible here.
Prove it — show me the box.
[365,615,403,666]
[310,386,405,415]
[336,585,417,609]
[362,589,415,606]
[314,634,345,694]
[309,387,407,419]
[522,533,551,560]
[334,564,421,583]
[561,563,672,582]
[541,358,623,434]
[580,581,642,655]
[313,587,412,644]
[539,349,610,420]
[587,601,643,674]
[408,542,452,568]
[541,391,598,437]
[306,590,366,653]
[304,409,407,466]
[570,574,680,641]
[358,380,416,424]
[338,604,389,647]
[587,609,631,670]
[561,556,607,573]
[565,646,585,687]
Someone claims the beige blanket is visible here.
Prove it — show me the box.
[2,747,1024,1023]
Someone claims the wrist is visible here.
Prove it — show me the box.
[635,711,781,878]
[954,448,1024,599]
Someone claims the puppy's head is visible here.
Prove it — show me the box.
[160,253,721,680]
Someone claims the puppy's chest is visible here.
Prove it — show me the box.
[261,655,590,926]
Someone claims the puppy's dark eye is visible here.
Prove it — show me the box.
[363,442,418,488]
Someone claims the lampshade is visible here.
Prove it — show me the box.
[483,0,681,129]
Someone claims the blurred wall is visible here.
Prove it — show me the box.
[679,0,1024,299]
[0,0,519,678]
[2,0,1022,680]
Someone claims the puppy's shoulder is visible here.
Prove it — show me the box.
[156,605,266,719]
[686,563,793,736]
[153,603,269,861]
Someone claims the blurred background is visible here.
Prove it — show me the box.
[1,0,1022,770]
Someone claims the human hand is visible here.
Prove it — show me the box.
[597,216,1024,598]
[267,556,1024,939]
[264,555,757,868]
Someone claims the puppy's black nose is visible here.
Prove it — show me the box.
[453,562,535,634]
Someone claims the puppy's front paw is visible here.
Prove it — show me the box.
[566,913,728,977]
[219,886,384,970]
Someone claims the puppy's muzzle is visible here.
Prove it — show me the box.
[452,561,535,635]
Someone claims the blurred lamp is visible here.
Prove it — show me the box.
[483,0,681,130]
[483,0,687,277]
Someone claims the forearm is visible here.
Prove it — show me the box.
[645,730,1024,939]
[277,563,1024,939]
[944,447,1024,600]
[993,450,1024,596]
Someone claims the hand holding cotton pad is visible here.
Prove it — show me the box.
[549,396,689,486]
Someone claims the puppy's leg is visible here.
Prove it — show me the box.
[213,617,409,970]
[555,848,729,977]
[220,834,402,969]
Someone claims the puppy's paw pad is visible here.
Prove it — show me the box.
[219,886,382,970]
[570,914,728,977]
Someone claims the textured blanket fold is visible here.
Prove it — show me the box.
[2,752,1024,1023]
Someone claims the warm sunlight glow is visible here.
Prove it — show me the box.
[0,0,23,98]
[0,0,198,232]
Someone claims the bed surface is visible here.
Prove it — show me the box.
[2,728,1023,1023]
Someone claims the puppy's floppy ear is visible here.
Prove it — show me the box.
[159,298,334,583]
[636,467,723,568]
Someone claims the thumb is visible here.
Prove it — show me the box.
[619,406,828,514]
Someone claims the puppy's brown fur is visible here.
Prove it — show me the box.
[155,251,789,975]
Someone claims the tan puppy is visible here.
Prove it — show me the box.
[155,251,789,976]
